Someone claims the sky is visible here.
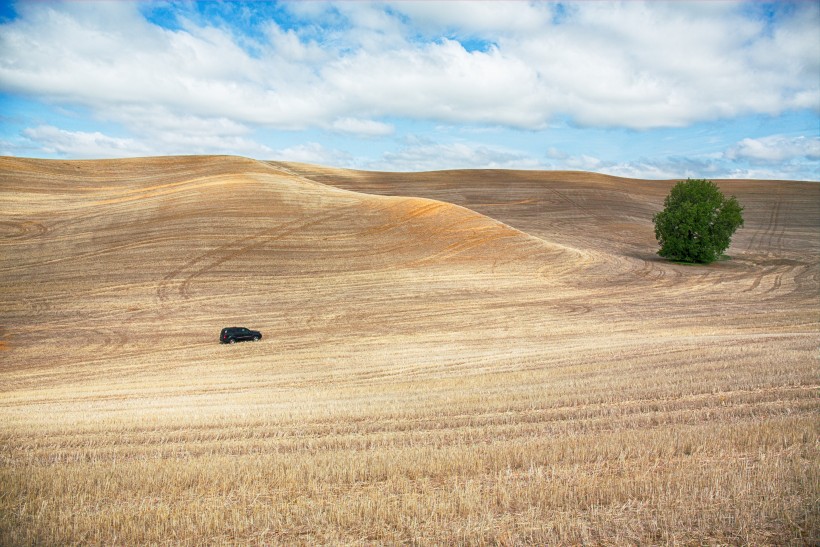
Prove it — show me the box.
[1,0,818,179]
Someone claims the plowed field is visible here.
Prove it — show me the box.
[1,156,817,545]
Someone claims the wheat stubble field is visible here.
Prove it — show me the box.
[0,155,817,545]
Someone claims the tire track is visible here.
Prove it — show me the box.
[745,198,781,255]
[158,203,365,303]
[0,220,49,242]
[406,229,522,267]
[0,235,179,275]
[743,259,805,297]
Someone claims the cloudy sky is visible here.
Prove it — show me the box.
[1,1,818,179]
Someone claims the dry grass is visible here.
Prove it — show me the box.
[0,155,818,545]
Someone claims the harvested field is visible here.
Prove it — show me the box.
[1,155,818,545]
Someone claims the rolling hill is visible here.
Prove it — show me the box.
[1,155,817,544]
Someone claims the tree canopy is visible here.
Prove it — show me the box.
[653,179,744,264]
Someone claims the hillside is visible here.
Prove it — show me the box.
[1,155,817,544]
[277,161,819,339]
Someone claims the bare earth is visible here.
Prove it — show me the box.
[1,155,817,545]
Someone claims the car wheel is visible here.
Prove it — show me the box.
[253,336,260,342]
[229,338,236,344]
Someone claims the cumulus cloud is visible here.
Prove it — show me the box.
[273,142,353,166]
[21,125,151,158]
[20,120,274,159]
[546,137,820,181]
[1,0,817,135]
[719,134,820,180]
[727,135,820,163]
[329,117,394,137]
[389,1,555,37]
[1,0,818,178]
[597,157,724,181]
[374,138,541,171]
[542,148,713,180]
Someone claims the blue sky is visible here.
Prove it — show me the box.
[1,0,818,179]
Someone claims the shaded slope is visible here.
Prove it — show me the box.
[277,161,820,322]
[273,162,819,256]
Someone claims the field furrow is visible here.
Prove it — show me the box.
[1,156,817,545]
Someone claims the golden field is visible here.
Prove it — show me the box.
[0,155,817,545]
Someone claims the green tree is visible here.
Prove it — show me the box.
[653,179,744,264]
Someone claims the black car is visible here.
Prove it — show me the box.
[220,327,262,344]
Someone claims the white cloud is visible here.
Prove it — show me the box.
[374,138,541,171]
[20,119,274,159]
[545,147,568,160]
[263,22,329,63]
[325,38,545,128]
[101,106,251,139]
[543,142,732,180]
[329,117,394,137]
[1,0,817,137]
[727,135,820,163]
[564,154,603,171]
[0,2,332,129]
[546,140,820,181]
[500,2,818,128]
[598,158,720,181]
[389,1,555,36]
[274,142,353,166]
[21,125,151,158]
[1,0,818,181]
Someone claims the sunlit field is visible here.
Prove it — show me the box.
[1,156,817,544]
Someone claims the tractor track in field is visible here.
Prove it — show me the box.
[0,219,50,242]
[1,157,818,547]
[745,196,784,256]
[1,156,817,381]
